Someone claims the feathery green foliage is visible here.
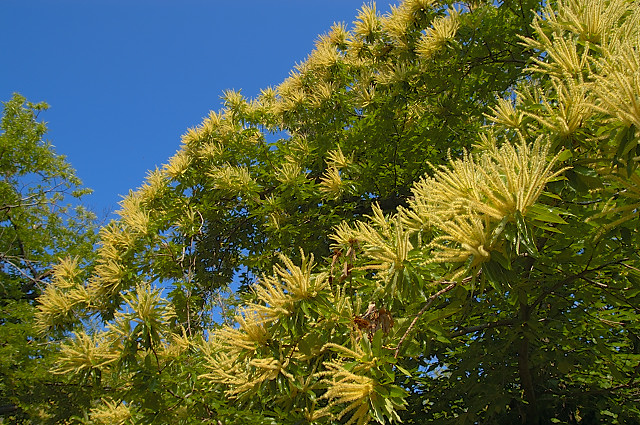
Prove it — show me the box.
[0,93,98,423]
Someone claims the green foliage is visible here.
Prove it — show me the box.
[35,0,538,331]
[36,0,640,424]
[0,94,98,422]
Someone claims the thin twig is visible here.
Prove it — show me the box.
[449,318,516,337]
[394,278,468,358]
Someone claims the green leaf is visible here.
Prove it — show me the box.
[526,203,568,225]
[482,261,509,294]
[555,149,573,162]
[395,364,413,377]
[515,211,538,256]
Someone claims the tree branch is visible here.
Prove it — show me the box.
[450,318,516,337]
[394,277,472,358]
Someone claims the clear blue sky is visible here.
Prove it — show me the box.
[1,1,392,220]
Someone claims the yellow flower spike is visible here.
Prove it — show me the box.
[215,308,270,352]
[91,258,126,296]
[201,331,295,399]
[199,141,225,160]
[34,285,75,333]
[375,63,412,86]
[180,127,201,147]
[319,360,376,425]
[428,212,493,266]
[416,136,565,223]
[202,110,223,134]
[89,399,132,425]
[328,22,349,48]
[53,331,118,376]
[66,286,91,305]
[545,0,628,44]
[354,222,395,265]
[322,342,365,362]
[320,167,346,199]
[366,203,392,238]
[398,136,567,278]
[589,171,640,231]
[117,190,150,235]
[163,150,191,179]
[355,82,376,108]
[222,89,247,116]
[226,356,292,397]
[486,97,524,130]
[257,86,278,110]
[311,80,336,106]
[207,164,256,193]
[330,204,412,287]
[98,221,135,253]
[403,0,437,15]
[290,136,312,158]
[356,217,412,274]
[50,256,81,289]
[346,36,367,60]
[524,77,594,137]
[252,281,291,320]
[527,35,592,78]
[382,5,412,48]
[277,87,307,113]
[416,9,460,59]
[276,162,304,185]
[331,221,359,249]
[277,71,304,99]
[120,284,175,347]
[594,44,640,128]
[138,167,167,202]
[309,37,342,69]
[106,311,132,340]
[253,251,329,320]
[353,3,380,41]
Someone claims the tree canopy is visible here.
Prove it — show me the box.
[0,93,97,423]
[34,0,640,423]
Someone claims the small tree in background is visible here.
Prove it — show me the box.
[37,0,640,423]
[0,93,98,423]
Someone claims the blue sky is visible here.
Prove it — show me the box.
[1,1,392,220]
